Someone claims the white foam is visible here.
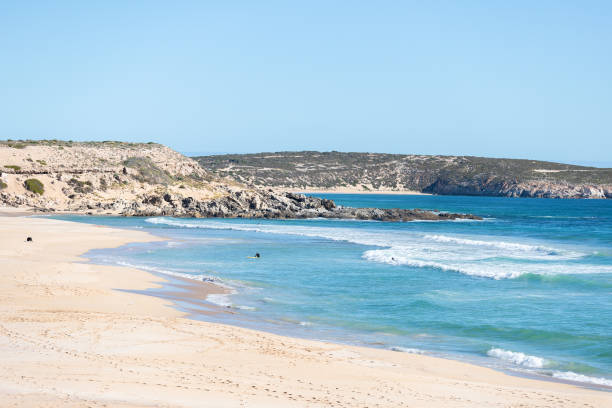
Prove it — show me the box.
[390,347,426,354]
[487,348,547,368]
[551,370,612,387]
[235,305,256,311]
[113,260,244,309]
[206,293,256,311]
[424,234,558,254]
[114,261,231,288]
[489,349,612,388]
[362,249,612,279]
[363,250,469,275]
[206,293,232,308]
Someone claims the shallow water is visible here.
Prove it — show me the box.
[54,194,612,388]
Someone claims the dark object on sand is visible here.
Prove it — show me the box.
[26,237,33,242]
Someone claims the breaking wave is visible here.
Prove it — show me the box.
[551,371,612,387]
[206,293,233,307]
[487,348,547,368]
[144,217,606,280]
[487,348,612,388]
[423,234,560,255]
[114,260,232,289]
[362,249,612,279]
[390,346,426,354]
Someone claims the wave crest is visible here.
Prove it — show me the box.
[551,370,612,387]
[487,348,547,368]
[424,234,559,255]
[487,348,612,387]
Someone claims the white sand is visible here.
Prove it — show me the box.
[0,215,609,407]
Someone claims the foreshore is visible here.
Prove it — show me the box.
[0,214,609,407]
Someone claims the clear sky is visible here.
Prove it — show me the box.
[1,1,610,165]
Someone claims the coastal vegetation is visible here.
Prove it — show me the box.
[24,178,44,195]
[123,156,175,185]
[68,178,94,194]
[0,139,159,149]
[195,152,612,199]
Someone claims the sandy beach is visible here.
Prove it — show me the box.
[0,214,609,407]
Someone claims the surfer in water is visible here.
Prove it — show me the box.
[248,253,261,259]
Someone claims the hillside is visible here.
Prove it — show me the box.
[0,140,228,213]
[0,141,479,221]
[194,152,612,199]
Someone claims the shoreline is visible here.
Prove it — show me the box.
[290,188,431,195]
[1,215,610,407]
[106,235,611,393]
[57,217,612,393]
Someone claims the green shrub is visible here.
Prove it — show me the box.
[68,177,93,194]
[4,165,21,171]
[0,180,7,190]
[36,159,47,165]
[99,177,108,191]
[24,178,44,195]
[7,142,26,149]
[123,157,174,185]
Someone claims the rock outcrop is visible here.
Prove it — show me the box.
[62,189,480,221]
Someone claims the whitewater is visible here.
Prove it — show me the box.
[145,216,605,279]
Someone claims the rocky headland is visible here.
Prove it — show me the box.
[0,140,480,221]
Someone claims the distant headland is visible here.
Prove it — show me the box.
[194,151,612,199]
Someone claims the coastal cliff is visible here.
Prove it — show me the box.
[0,141,480,221]
[195,152,612,199]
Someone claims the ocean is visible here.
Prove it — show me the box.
[52,194,612,389]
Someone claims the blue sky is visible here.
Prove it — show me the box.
[1,1,610,165]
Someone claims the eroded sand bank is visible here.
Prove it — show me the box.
[0,214,609,407]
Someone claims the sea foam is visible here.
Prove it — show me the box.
[114,260,230,288]
[206,293,233,308]
[423,234,559,254]
[390,346,426,354]
[487,348,612,387]
[551,371,612,387]
[487,348,547,368]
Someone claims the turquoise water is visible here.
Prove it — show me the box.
[54,195,612,388]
